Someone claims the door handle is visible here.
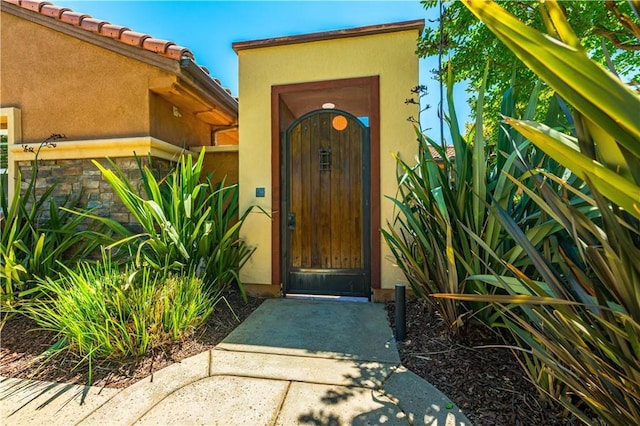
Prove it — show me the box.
[287,212,296,230]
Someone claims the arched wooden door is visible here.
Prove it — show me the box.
[282,109,370,297]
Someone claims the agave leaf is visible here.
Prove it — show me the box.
[472,62,489,233]
[432,293,579,305]
[504,118,640,219]
[462,0,640,155]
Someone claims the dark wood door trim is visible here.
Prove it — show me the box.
[271,76,381,292]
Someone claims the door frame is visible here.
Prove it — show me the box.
[281,109,371,296]
[271,76,380,294]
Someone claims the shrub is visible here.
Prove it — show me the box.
[79,148,257,300]
[27,253,215,382]
[1,138,103,315]
[383,72,576,333]
[432,1,640,422]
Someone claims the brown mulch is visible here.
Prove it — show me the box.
[387,298,581,426]
[2,293,582,425]
[0,289,263,389]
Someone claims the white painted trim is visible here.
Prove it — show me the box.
[8,136,186,209]
[9,137,187,162]
[190,145,239,153]
[1,107,22,205]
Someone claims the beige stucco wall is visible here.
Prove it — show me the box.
[200,147,239,185]
[1,11,213,149]
[149,93,213,147]
[1,9,238,210]
[237,29,420,290]
[1,12,157,143]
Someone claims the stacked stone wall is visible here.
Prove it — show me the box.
[18,156,173,230]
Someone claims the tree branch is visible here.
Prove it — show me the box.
[593,26,640,50]
[605,0,640,40]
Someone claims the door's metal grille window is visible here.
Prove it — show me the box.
[319,147,331,171]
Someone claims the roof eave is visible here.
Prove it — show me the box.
[3,1,238,121]
[2,2,179,73]
[178,59,238,122]
[232,19,425,53]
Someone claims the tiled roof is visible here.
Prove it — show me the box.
[428,145,456,161]
[5,0,194,63]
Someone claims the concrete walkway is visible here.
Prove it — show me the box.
[1,299,471,425]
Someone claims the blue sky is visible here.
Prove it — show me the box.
[57,1,471,133]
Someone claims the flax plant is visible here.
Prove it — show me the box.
[78,148,256,299]
[440,175,640,424]
[431,1,640,422]
[383,68,574,333]
[1,140,103,315]
[462,0,640,218]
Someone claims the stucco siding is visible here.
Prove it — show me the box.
[149,93,212,148]
[237,29,420,290]
[1,12,162,143]
[202,150,239,185]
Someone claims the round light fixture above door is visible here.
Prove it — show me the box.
[332,115,348,131]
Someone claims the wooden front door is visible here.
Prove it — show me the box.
[283,110,370,297]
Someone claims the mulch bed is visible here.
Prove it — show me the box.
[0,289,263,389]
[1,293,582,425]
[386,298,580,426]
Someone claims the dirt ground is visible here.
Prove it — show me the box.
[0,289,262,389]
[1,293,580,425]
[386,298,580,425]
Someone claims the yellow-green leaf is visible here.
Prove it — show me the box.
[462,0,640,157]
[505,117,640,219]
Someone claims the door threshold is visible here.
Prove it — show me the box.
[285,294,370,303]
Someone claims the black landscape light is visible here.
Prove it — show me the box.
[395,284,406,341]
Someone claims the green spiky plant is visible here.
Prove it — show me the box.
[382,66,582,334]
[432,1,640,422]
[76,148,257,299]
[1,137,103,317]
[461,0,640,217]
[27,251,215,385]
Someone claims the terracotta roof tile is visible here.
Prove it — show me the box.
[100,23,130,39]
[9,0,196,62]
[142,38,175,54]
[59,10,89,26]
[199,65,210,75]
[20,0,48,12]
[40,4,69,18]
[164,44,193,60]
[79,17,107,33]
[120,30,150,47]
[428,145,456,161]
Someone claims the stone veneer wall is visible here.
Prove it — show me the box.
[18,157,174,230]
